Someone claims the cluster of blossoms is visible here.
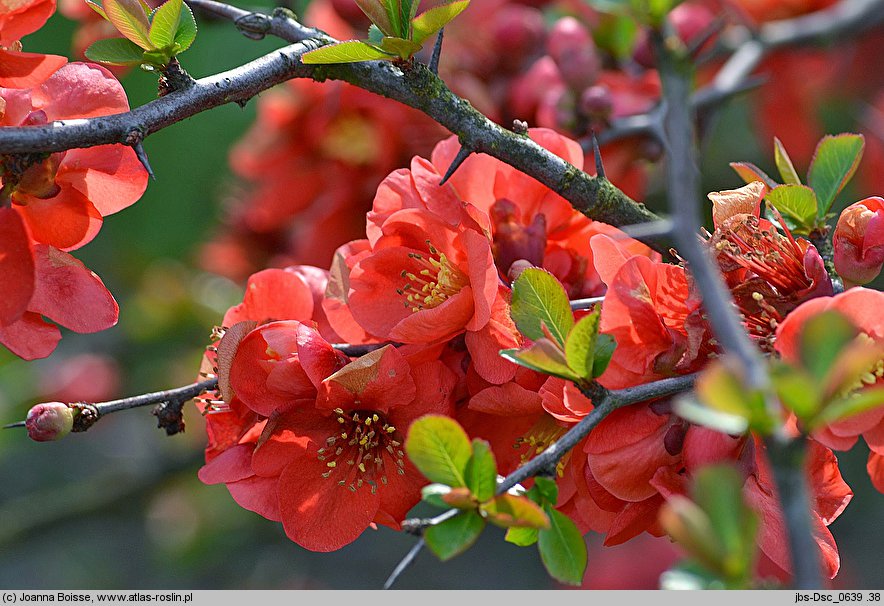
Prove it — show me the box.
[0,0,148,359]
[196,127,883,582]
[177,0,884,284]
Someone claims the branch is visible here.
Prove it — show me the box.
[653,25,823,590]
[4,379,218,435]
[598,0,884,147]
[0,0,667,251]
[385,372,698,589]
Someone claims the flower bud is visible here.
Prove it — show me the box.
[579,85,613,121]
[547,17,600,92]
[491,6,546,72]
[25,402,74,442]
[833,196,884,287]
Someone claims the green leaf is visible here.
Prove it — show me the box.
[770,363,821,421]
[368,23,384,45]
[379,36,422,59]
[674,397,750,436]
[564,308,600,380]
[103,0,154,50]
[500,340,579,383]
[692,466,758,580]
[799,310,858,381]
[148,0,181,48]
[482,494,550,529]
[808,133,865,216]
[84,37,146,65]
[765,184,818,229]
[86,0,108,20]
[464,439,497,503]
[533,476,558,505]
[510,268,574,348]
[411,0,470,45]
[538,505,587,586]
[729,162,778,190]
[774,137,801,185]
[505,526,539,547]
[356,0,395,35]
[813,387,884,429]
[172,1,197,52]
[592,334,616,379]
[592,13,638,60]
[404,414,472,487]
[301,40,396,64]
[421,483,453,509]
[424,511,485,561]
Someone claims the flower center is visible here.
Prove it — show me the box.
[398,240,468,313]
[514,415,569,475]
[836,333,884,397]
[317,408,405,493]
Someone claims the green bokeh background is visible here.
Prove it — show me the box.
[0,2,882,590]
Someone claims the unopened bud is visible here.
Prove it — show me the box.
[25,402,74,442]
[547,17,600,92]
[492,6,546,72]
[579,85,613,121]
[833,196,884,287]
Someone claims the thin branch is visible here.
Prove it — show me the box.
[0,0,667,251]
[385,372,698,588]
[653,25,822,589]
[383,538,427,590]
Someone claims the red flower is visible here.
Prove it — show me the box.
[707,181,833,350]
[233,345,455,551]
[775,288,884,492]
[0,62,148,358]
[431,128,659,295]
[0,0,67,88]
[833,197,884,287]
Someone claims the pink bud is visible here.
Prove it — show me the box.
[579,85,613,120]
[547,17,600,92]
[25,402,74,442]
[492,6,546,72]
[833,196,884,286]
[632,3,717,68]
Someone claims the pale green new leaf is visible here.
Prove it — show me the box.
[774,137,801,185]
[84,37,145,65]
[411,0,470,45]
[104,0,154,50]
[301,40,396,64]
[765,184,818,229]
[149,0,182,49]
[173,2,197,52]
[510,268,574,348]
[404,414,472,487]
[808,133,865,217]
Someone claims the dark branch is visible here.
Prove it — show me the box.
[0,0,667,252]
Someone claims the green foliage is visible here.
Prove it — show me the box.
[585,0,684,25]
[809,134,865,217]
[85,0,197,68]
[538,504,588,586]
[404,414,471,488]
[504,270,616,388]
[731,134,865,234]
[424,511,485,561]
[407,415,553,566]
[302,0,470,64]
[660,465,758,589]
[510,268,573,347]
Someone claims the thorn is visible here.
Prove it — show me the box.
[570,296,605,310]
[438,144,471,186]
[591,130,605,180]
[133,142,156,180]
[429,28,444,75]
[3,421,26,429]
[235,98,250,109]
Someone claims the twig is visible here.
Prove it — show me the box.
[385,372,698,588]
[0,0,667,252]
[653,23,823,589]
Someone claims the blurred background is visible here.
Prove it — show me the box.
[1,0,882,590]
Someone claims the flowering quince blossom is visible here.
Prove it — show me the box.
[0,62,148,359]
[775,288,884,493]
[833,197,884,287]
[0,0,67,88]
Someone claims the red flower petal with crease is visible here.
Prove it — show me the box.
[0,207,34,326]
